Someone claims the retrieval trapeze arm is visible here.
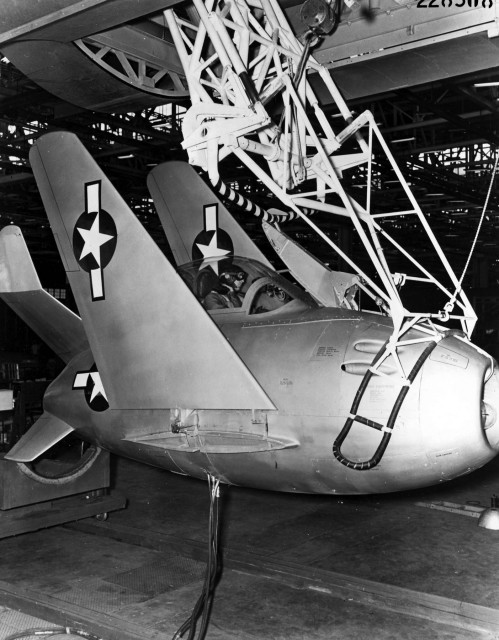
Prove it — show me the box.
[165,0,477,380]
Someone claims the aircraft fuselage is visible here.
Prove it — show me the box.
[43,304,499,494]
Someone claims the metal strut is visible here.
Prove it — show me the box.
[333,339,439,471]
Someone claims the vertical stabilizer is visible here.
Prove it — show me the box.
[147,161,273,268]
[29,132,274,411]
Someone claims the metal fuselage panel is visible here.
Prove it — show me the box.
[42,305,499,494]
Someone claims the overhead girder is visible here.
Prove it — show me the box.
[397,88,499,149]
[456,85,499,115]
[403,157,498,209]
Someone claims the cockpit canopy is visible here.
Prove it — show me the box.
[177,256,317,316]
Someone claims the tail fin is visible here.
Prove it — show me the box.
[5,412,74,462]
[147,161,273,268]
[0,225,89,362]
[29,132,274,411]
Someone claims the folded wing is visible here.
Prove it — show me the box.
[0,225,89,363]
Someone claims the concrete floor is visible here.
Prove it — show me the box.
[2,453,499,639]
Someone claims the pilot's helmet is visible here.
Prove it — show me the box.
[219,263,247,287]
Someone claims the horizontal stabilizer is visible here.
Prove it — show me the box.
[147,161,273,268]
[0,226,89,363]
[5,412,74,462]
[263,219,358,309]
[29,132,275,411]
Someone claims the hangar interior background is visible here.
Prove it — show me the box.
[0,2,498,638]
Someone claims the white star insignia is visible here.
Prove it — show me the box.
[74,370,108,402]
[196,232,230,273]
[77,213,114,266]
[89,371,108,402]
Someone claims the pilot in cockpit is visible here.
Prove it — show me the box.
[203,264,247,310]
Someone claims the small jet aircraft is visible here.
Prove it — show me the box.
[2,130,499,495]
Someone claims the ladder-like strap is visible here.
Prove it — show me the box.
[333,339,439,471]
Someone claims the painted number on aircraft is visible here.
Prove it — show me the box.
[416,0,491,6]
[310,345,340,361]
[279,377,294,390]
[315,346,339,357]
[430,346,469,369]
[73,181,117,301]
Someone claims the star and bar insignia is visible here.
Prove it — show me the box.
[192,203,234,273]
[73,181,117,301]
[73,363,109,412]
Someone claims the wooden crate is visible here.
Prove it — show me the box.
[0,449,110,510]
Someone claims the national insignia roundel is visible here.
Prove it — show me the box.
[191,203,234,265]
[73,208,117,272]
[192,228,234,262]
[72,181,118,301]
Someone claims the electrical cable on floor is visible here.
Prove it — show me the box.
[3,627,103,639]
[172,474,221,640]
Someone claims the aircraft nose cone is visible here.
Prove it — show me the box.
[482,363,499,451]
